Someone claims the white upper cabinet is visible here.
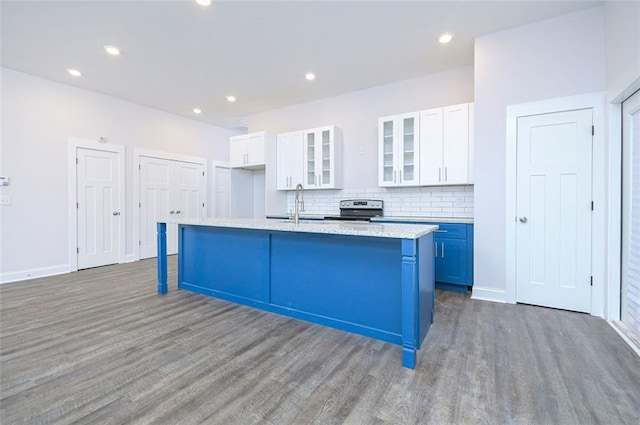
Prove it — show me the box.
[420,102,474,186]
[303,125,342,189]
[276,131,304,190]
[230,131,267,169]
[378,112,421,187]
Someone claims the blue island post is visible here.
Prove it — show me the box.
[156,219,436,369]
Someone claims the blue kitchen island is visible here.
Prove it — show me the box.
[156,218,437,369]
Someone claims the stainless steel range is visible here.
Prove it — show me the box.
[323,199,383,222]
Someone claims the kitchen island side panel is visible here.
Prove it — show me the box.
[270,232,402,336]
[178,225,270,303]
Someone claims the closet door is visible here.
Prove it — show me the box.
[139,157,205,258]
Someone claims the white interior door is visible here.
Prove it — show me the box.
[516,109,593,313]
[621,89,640,338]
[77,148,122,269]
[140,157,171,258]
[213,163,231,218]
[174,161,205,222]
[139,156,205,258]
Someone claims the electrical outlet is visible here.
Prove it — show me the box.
[0,196,11,206]
[455,196,465,206]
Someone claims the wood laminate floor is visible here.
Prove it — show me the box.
[1,257,639,424]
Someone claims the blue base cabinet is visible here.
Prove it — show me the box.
[376,221,473,292]
[433,224,474,292]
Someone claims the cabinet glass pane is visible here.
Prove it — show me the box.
[404,165,414,181]
[307,133,315,185]
[321,130,331,185]
[384,166,394,182]
[383,121,393,138]
[402,117,415,182]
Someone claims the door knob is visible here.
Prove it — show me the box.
[112,211,120,216]
[519,216,528,223]
[170,211,175,214]
[176,210,181,214]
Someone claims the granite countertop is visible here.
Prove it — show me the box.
[168,218,438,239]
[371,216,474,224]
[265,214,326,221]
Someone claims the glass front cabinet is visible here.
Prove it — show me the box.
[378,112,421,187]
[302,125,342,189]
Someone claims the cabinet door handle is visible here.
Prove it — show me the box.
[176,210,181,214]
[399,170,402,183]
[441,242,445,258]
[393,170,397,183]
[439,168,442,182]
[435,230,448,233]
[435,242,438,257]
[445,167,448,182]
[169,211,175,214]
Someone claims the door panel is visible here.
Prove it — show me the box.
[420,108,443,185]
[516,109,592,312]
[443,104,469,184]
[435,238,466,284]
[214,164,231,218]
[140,156,205,258]
[77,148,121,269]
[140,157,172,258]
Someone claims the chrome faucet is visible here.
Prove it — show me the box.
[294,183,305,224]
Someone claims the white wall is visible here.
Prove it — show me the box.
[473,7,606,300]
[249,66,474,192]
[604,1,640,101]
[0,68,237,281]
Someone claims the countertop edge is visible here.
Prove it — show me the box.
[165,218,438,239]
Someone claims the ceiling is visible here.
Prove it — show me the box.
[1,0,602,130]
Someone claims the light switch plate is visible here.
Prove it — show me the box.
[0,196,11,206]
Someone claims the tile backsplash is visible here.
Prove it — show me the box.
[286,185,474,218]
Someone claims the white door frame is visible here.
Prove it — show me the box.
[607,78,640,322]
[133,148,207,261]
[505,92,606,316]
[67,138,125,272]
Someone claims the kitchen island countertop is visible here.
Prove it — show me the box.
[170,217,438,239]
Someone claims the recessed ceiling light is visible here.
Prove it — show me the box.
[438,33,453,44]
[67,69,82,77]
[193,108,202,114]
[305,73,316,81]
[104,45,120,56]
[227,96,236,102]
[195,0,212,6]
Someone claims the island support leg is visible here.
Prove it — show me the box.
[401,239,418,369]
[157,222,168,295]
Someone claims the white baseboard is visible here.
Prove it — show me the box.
[609,320,640,357]
[125,254,137,263]
[471,286,507,303]
[0,264,70,284]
